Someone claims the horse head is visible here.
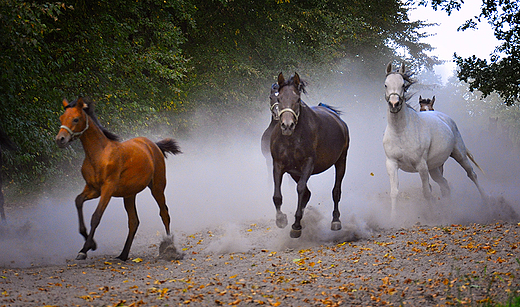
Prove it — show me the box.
[385,63,415,113]
[276,72,305,136]
[56,97,90,148]
[419,95,435,111]
[269,83,280,120]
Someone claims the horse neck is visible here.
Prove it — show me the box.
[78,117,112,159]
[387,104,416,134]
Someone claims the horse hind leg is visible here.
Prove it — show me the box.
[149,181,171,236]
[118,195,139,261]
[429,166,450,197]
[451,149,487,201]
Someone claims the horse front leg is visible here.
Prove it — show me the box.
[75,186,100,242]
[385,159,400,220]
[118,195,139,261]
[290,159,314,238]
[272,162,287,228]
[0,189,6,222]
[331,151,347,231]
[77,190,112,260]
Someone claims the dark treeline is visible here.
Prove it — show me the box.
[0,0,436,194]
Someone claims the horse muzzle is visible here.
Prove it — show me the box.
[386,93,403,113]
[280,119,296,135]
[279,108,298,135]
[55,131,72,148]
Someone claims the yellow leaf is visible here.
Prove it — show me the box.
[132,258,143,263]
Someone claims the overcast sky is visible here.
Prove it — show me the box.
[409,2,499,82]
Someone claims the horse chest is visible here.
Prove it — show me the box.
[271,137,310,171]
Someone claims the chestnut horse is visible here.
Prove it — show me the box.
[270,72,350,238]
[56,97,181,261]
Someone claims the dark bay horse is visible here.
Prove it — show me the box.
[261,83,281,167]
[0,128,16,221]
[270,72,350,238]
[56,97,181,261]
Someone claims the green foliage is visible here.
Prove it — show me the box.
[425,0,520,105]
[0,0,194,193]
[0,0,438,195]
[182,0,438,119]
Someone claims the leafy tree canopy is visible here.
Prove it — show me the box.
[418,0,520,105]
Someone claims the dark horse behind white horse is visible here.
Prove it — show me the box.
[383,63,487,219]
[269,72,350,238]
[261,83,281,169]
[0,128,16,222]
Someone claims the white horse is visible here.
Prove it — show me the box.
[383,63,487,219]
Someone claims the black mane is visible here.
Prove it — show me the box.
[69,97,120,141]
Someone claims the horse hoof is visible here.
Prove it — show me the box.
[331,221,342,231]
[290,228,301,238]
[276,213,288,228]
[76,252,87,260]
[116,255,128,261]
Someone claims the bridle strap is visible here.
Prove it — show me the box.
[270,102,280,120]
[279,107,299,124]
[386,92,402,103]
[60,115,89,139]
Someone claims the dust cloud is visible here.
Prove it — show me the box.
[1,67,519,268]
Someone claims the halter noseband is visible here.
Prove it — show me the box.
[278,108,299,125]
[60,115,89,139]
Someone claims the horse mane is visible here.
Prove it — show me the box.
[69,97,120,141]
[279,74,307,94]
[387,67,416,103]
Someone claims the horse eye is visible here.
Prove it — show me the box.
[73,118,80,124]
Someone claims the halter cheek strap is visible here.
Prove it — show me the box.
[270,102,280,120]
[60,116,89,139]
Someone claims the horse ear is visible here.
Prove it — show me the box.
[277,72,285,86]
[62,98,69,108]
[76,97,86,109]
[386,62,392,74]
[293,72,300,86]
[399,63,406,74]
[419,95,422,101]
[431,96,435,105]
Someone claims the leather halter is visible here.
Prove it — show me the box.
[60,114,89,140]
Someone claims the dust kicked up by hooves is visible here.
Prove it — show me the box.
[159,234,184,261]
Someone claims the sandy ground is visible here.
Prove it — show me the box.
[0,194,519,307]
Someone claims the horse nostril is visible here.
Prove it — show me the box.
[290,122,295,130]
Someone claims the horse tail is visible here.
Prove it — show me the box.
[467,150,485,175]
[156,138,182,158]
[318,103,342,115]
